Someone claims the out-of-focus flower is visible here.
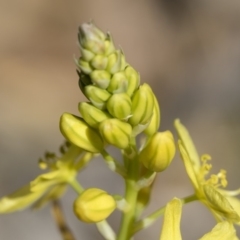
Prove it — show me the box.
[199,221,239,240]
[174,119,240,223]
[159,198,182,240]
[0,145,84,213]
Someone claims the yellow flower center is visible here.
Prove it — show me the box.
[199,154,228,189]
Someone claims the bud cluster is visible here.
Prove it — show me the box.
[60,22,160,151]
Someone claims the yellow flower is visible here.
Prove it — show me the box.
[159,198,182,240]
[199,221,239,240]
[174,119,240,223]
[0,144,83,213]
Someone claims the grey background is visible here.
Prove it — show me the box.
[1,0,240,239]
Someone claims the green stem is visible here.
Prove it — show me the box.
[117,139,139,240]
[69,178,84,194]
[132,194,198,235]
[101,149,126,177]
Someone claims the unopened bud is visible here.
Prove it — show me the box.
[107,93,132,120]
[78,23,106,54]
[104,33,116,55]
[78,58,93,74]
[73,188,116,223]
[78,71,92,93]
[107,71,128,94]
[90,70,111,89]
[124,66,140,96]
[79,102,111,129]
[139,131,176,172]
[60,113,104,153]
[79,45,95,62]
[90,55,108,70]
[106,50,126,74]
[144,95,160,136]
[99,119,132,149]
[84,85,111,110]
[129,83,154,126]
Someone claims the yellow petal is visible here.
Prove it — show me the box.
[178,140,200,190]
[217,188,240,224]
[0,184,44,213]
[199,221,239,240]
[203,185,240,222]
[159,198,182,240]
[30,171,63,192]
[33,184,67,209]
[174,119,200,172]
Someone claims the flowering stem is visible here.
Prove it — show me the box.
[101,149,127,177]
[69,178,116,240]
[117,139,139,240]
[69,178,84,194]
[132,194,198,234]
[51,200,76,240]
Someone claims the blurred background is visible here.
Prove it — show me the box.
[1,0,240,239]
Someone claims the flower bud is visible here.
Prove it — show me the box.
[60,113,104,153]
[129,83,154,126]
[78,23,106,54]
[139,131,176,172]
[78,71,92,93]
[99,119,132,149]
[79,102,111,129]
[73,188,116,223]
[90,55,108,70]
[104,33,116,56]
[107,71,128,94]
[79,45,95,62]
[106,50,126,74]
[84,85,111,110]
[90,70,111,89]
[124,66,140,97]
[78,58,93,74]
[107,93,132,120]
[144,95,160,136]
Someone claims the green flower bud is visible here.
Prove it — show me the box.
[99,119,132,149]
[90,55,108,70]
[78,23,106,54]
[59,113,104,153]
[144,95,160,136]
[104,33,116,56]
[90,70,111,89]
[106,50,126,74]
[79,102,111,129]
[107,93,132,120]
[78,71,92,93]
[79,45,95,62]
[107,71,128,94]
[124,66,140,96]
[139,131,176,172]
[78,58,93,74]
[129,83,154,126]
[73,188,116,223]
[84,85,111,110]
